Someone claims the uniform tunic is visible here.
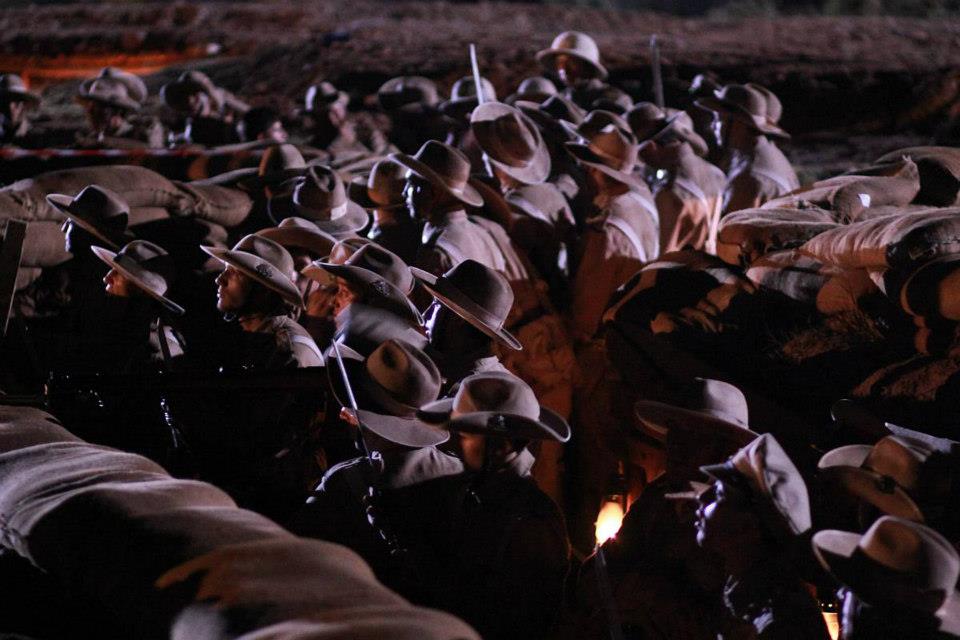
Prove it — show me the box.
[721,136,799,216]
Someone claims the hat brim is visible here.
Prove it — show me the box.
[348,180,406,212]
[305,262,422,325]
[813,529,960,622]
[535,49,608,80]
[819,465,924,522]
[269,195,370,234]
[471,104,551,185]
[256,225,337,259]
[47,193,125,251]
[389,152,484,208]
[417,397,571,443]
[505,91,556,106]
[0,88,39,104]
[564,142,647,192]
[410,267,522,351]
[818,444,873,470]
[76,85,140,113]
[200,245,303,308]
[633,400,758,447]
[90,246,185,315]
[694,96,790,140]
[643,112,710,157]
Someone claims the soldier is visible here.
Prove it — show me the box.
[505,76,559,106]
[411,259,517,391]
[438,76,497,172]
[697,433,831,639]
[629,102,726,253]
[267,164,369,234]
[90,239,187,370]
[377,75,446,154]
[202,234,322,369]
[536,31,609,108]
[302,81,387,160]
[353,158,422,264]
[695,84,799,215]
[239,105,288,144]
[404,371,572,639]
[0,74,39,146]
[515,94,589,203]
[813,516,960,639]
[161,70,244,146]
[564,110,659,343]
[75,75,158,149]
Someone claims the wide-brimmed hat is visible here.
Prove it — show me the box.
[565,113,644,191]
[76,77,140,112]
[418,371,570,442]
[571,80,633,115]
[160,70,222,114]
[536,31,608,81]
[378,76,440,112]
[217,143,309,191]
[256,217,337,258]
[91,240,184,315]
[47,185,130,251]
[634,378,759,446]
[818,433,954,523]
[304,81,348,113]
[0,74,39,104]
[336,304,428,357]
[350,158,407,210]
[327,339,447,447]
[303,243,421,323]
[390,140,483,208]
[93,66,148,105]
[695,84,789,140]
[505,76,558,106]
[746,82,783,125]
[471,102,551,185]
[439,76,497,117]
[688,72,722,97]
[627,102,709,157]
[813,516,960,632]
[201,234,302,308]
[701,433,812,537]
[270,165,369,233]
[411,259,521,351]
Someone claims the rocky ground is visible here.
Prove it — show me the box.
[1,1,959,173]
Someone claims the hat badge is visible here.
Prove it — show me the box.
[488,414,509,433]
[255,264,274,279]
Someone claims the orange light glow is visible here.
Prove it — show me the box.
[822,612,840,640]
[595,499,625,545]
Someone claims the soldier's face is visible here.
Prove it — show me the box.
[103,268,135,298]
[62,220,94,255]
[554,54,585,86]
[261,120,288,143]
[695,479,759,552]
[187,91,211,118]
[3,100,24,124]
[403,176,435,219]
[332,277,359,317]
[215,265,253,313]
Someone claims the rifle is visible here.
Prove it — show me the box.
[650,35,665,110]
[469,43,496,179]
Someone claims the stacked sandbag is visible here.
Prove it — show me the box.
[761,158,921,223]
[717,206,838,267]
[746,249,881,316]
[876,147,960,206]
[0,405,479,640]
[604,249,757,335]
[800,207,960,270]
[885,254,960,354]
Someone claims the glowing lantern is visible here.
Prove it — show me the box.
[822,612,840,640]
[594,499,625,545]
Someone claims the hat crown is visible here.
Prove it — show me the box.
[83,77,136,107]
[294,165,347,217]
[865,436,932,490]
[585,126,637,172]
[97,66,147,104]
[539,95,584,125]
[453,372,539,420]
[114,240,174,293]
[549,31,601,64]
[367,159,407,207]
[70,185,130,220]
[232,234,296,280]
[277,216,320,233]
[0,74,29,95]
[443,259,514,327]
[715,84,767,119]
[344,243,413,293]
[450,76,496,103]
[627,102,668,139]
[413,141,473,192]
[747,82,783,122]
[690,378,749,427]
[259,144,306,177]
[378,76,439,109]
[366,339,441,408]
[472,104,539,168]
[860,517,959,592]
[305,81,343,111]
[730,433,812,535]
[517,76,557,96]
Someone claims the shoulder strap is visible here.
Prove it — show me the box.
[290,333,323,360]
[750,166,795,194]
[508,192,552,224]
[605,213,648,259]
[673,174,708,201]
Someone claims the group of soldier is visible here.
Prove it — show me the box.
[0,27,957,640]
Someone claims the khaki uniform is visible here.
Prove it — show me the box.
[721,137,799,216]
[571,188,660,343]
[654,143,727,254]
[246,315,323,369]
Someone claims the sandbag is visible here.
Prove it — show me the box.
[717,207,837,267]
[746,249,880,315]
[16,266,43,291]
[604,250,756,333]
[11,220,71,268]
[800,207,960,270]
[171,180,253,227]
[877,147,960,206]
[761,159,920,223]
[898,254,960,321]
